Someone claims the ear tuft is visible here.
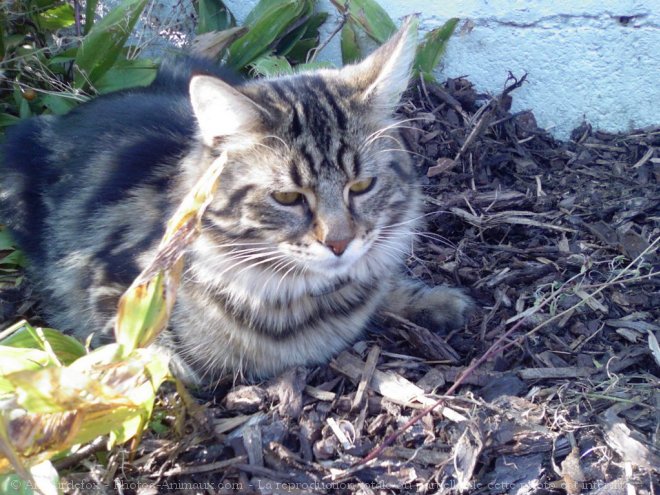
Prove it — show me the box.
[341,16,418,116]
[189,75,262,147]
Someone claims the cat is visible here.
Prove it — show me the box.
[0,19,473,386]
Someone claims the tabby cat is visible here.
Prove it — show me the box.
[0,20,472,386]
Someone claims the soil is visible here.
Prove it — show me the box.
[1,74,658,494]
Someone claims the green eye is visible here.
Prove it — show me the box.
[272,191,303,205]
[349,177,375,194]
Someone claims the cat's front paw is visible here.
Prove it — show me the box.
[405,286,474,332]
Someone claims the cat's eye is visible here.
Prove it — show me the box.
[349,177,376,195]
[272,191,303,206]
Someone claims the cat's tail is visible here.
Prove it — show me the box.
[151,55,243,93]
[0,116,55,263]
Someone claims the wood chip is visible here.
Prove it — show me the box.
[331,351,433,406]
[517,367,593,380]
[383,446,450,466]
[352,344,380,410]
[214,414,260,435]
[574,288,609,313]
[452,426,484,491]
[600,406,660,471]
[326,417,353,450]
[244,424,264,467]
[632,146,654,168]
[160,455,247,477]
[427,157,456,177]
[304,385,336,402]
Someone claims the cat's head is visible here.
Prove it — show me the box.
[189,18,422,281]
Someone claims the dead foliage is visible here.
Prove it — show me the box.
[1,74,658,494]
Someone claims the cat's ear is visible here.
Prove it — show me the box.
[341,16,418,116]
[189,75,263,146]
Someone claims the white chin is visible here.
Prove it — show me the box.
[312,255,358,277]
[306,239,370,277]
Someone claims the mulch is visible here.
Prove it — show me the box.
[5,73,660,494]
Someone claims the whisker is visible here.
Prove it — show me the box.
[381,211,438,228]
[274,261,300,294]
[261,257,295,288]
[362,117,427,145]
[186,250,282,280]
[375,146,430,162]
[232,253,289,278]
[366,134,405,150]
[377,230,455,251]
[372,239,410,257]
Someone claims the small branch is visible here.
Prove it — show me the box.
[454,72,528,163]
[53,437,107,470]
[309,14,347,63]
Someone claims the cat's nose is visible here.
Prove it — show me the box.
[325,238,351,256]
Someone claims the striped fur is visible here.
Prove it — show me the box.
[0,21,472,386]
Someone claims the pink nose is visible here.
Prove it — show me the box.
[325,238,350,256]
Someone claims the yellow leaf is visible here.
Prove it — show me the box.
[114,151,227,353]
[0,349,171,473]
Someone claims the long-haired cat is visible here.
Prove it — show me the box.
[0,19,472,386]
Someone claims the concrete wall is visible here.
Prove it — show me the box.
[225,0,660,140]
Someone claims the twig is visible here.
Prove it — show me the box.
[54,437,107,470]
[351,345,380,410]
[453,72,528,163]
[309,14,347,63]
[160,455,247,477]
[580,271,659,288]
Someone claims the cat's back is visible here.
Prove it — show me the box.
[0,56,230,260]
[0,56,237,336]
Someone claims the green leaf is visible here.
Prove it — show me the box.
[196,0,235,34]
[48,46,78,65]
[0,229,16,250]
[3,34,27,52]
[148,410,169,435]
[115,272,169,354]
[0,345,55,375]
[0,473,35,495]
[0,249,26,267]
[243,0,294,27]
[0,347,55,393]
[250,55,293,77]
[277,11,328,62]
[18,99,31,119]
[270,1,314,55]
[414,18,459,79]
[84,0,99,34]
[74,0,149,89]
[0,20,5,59]
[0,113,19,128]
[294,61,334,72]
[227,0,308,70]
[30,0,59,9]
[93,58,157,94]
[251,56,334,78]
[40,94,79,115]
[37,3,75,30]
[108,349,171,446]
[330,0,396,44]
[0,324,86,366]
[340,19,361,64]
